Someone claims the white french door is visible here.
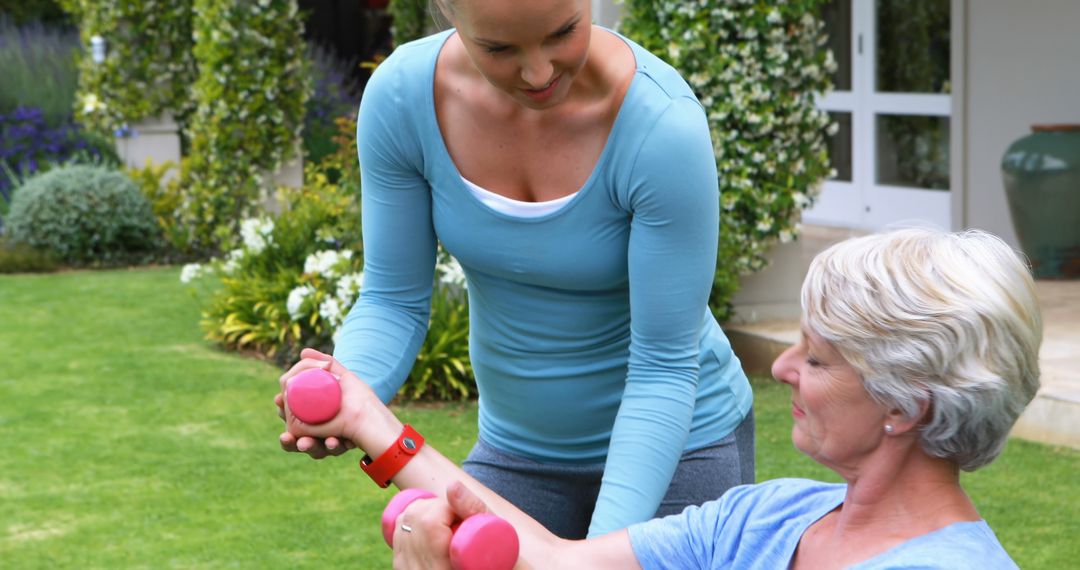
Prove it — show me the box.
[805,0,954,231]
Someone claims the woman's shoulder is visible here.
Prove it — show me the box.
[365,30,453,98]
[730,478,846,515]
[607,29,698,104]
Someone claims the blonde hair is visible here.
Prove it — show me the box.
[802,228,1043,471]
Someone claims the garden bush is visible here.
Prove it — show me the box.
[5,164,161,265]
[620,0,836,320]
[59,0,197,136]
[179,0,310,255]
[0,0,69,25]
[0,236,60,273]
[186,114,474,399]
[184,159,364,365]
[388,0,433,46]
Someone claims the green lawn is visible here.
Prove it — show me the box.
[1,267,1077,568]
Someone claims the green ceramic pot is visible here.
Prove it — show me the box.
[1001,124,1080,279]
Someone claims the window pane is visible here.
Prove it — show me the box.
[821,0,852,91]
[876,0,950,93]
[827,112,852,182]
[876,114,949,190]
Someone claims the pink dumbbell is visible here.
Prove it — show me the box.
[382,488,519,570]
[285,368,342,424]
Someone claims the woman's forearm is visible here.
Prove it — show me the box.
[283,353,641,569]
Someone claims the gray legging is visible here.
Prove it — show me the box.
[462,409,755,539]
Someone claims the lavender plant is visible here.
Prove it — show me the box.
[0,17,80,125]
[303,42,362,164]
[0,106,115,208]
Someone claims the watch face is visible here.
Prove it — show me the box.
[402,437,417,451]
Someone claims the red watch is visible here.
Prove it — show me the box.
[360,424,425,488]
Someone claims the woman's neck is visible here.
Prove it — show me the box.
[793,448,980,570]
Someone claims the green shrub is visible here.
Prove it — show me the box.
[179,0,310,255]
[620,1,835,320]
[5,164,161,265]
[404,253,474,401]
[186,163,363,364]
[186,120,475,400]
[388,0,433,46]
[0,236,60,273]
[0,0,69,26]
[125,159,193,257]
[59,0,196,136]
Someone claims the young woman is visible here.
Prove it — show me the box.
[279,0,754,538]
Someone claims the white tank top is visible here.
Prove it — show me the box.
[462,176,578,218]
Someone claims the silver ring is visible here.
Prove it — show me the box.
[400,523,413,533]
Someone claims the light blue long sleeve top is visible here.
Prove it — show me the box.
[628,478,1020,569]
[334,29,753,536]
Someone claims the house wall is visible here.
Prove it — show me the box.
[963,0,1080,247]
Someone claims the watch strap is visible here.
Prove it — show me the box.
[359,424,425,488]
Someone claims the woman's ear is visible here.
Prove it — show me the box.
[885,396,931,436]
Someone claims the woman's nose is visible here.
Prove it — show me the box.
[520,53,554,89]
[771,344,799,386]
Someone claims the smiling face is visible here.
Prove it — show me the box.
[771,326,890,472]
[446,0,592,110]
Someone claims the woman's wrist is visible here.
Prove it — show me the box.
[344,394,404,458]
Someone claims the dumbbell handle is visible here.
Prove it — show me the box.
[285,368,342,424]
[382,488,519,570]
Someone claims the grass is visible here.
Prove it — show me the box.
[1,267,1077,568]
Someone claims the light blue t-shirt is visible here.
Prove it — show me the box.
[628,478,1019,569]
[335,28,753,536]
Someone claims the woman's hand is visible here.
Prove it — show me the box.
[392,481,494,570]
[276,348,402,459]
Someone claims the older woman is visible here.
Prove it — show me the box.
[277,228,1041,568]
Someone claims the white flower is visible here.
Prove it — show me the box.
[438,256,467,288]
[336,271,365,301]
[756,215,775,233]
[287,284,315,321]
[667,42,681,60]
[179,263,203,284]
[767,9,783,25]
[304,249,352,277]
[81,93,105,114]
[319,296,344,325]
[240,217,274,254]
[221,249,244,274]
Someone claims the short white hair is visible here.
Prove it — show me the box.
[802,228,1042,471]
